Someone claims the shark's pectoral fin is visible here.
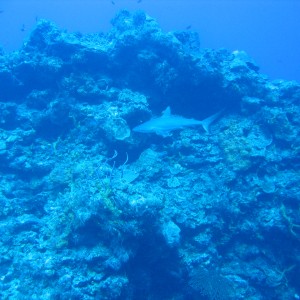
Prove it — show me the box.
[156,130,172,137]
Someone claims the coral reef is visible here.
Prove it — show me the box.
[0,9,299,299]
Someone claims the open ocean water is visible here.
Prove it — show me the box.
[0,1,299,299]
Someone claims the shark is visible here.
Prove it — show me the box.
[133,107,223,137]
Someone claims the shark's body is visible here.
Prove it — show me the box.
[133,107,222,137]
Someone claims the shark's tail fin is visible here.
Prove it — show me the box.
[201,109,224,133]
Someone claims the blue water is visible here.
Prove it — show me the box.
[0,3,300,300]
[1,0,300,82]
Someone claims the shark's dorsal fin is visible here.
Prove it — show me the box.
[162,106,171,117]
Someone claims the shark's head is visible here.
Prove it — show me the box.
[133,108,171,135]
[133,119,172,137]
[132,122,155,133]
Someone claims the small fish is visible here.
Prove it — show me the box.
[0,10,4,14]
[137,0,142,3]
[185,25,192,30]
[21,24,25,32]
[111,0,115,5]
[133,107,223,137]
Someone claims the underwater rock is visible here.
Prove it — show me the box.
[0,9,299,300]
[103,117,131,141]
[162,220,181,247]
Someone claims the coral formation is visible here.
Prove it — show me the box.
[0,9,299,299]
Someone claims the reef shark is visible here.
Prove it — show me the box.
[133,107,222,137]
